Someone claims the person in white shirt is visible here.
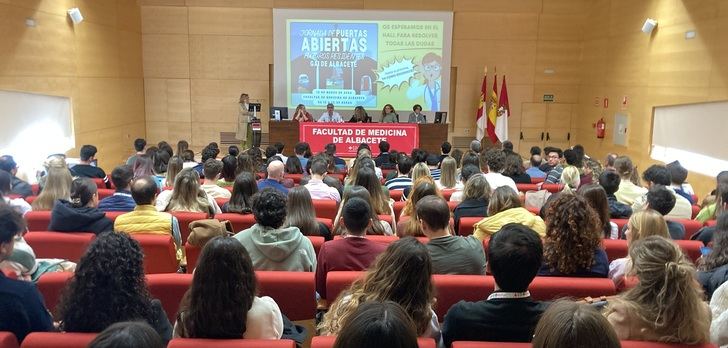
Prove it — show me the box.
[0,171,31,216]
[199,159,231,199]
[304,157,341,202]
[481,149,518,194]
[273,142,288,164]
[318,103,344,123]
[631,164,691,219]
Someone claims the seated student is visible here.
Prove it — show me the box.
[114,176,182,248]
[384,155,414,191]
[57,232,172,343]
[373,141,390,167]
[578,184,618,239]
[0,171,31,216]
[156,168,220,215]
[174,236,283,339]
[32,156,73,211]
[426,154,441,180]
[89,321,164,348]
[0,155,33,197]
[333,186,394,236]
[0,205,53,341]
[632,165,692,219]
[711,283,728,348]
[697,212,728,299]
[539,194,608,277]
[453,174,490,233]
[304,156,341,202]
[545,149,577,184]
[334,301,418,348]
[199,159,231,199]
[666,161,695,204]
[257,160,289,195]
[316,197,388,299]
[693,188,728,245]
[435,157,463,191]
[502,154,531,184]
[233,188,316,272]
[481,149,518,193]
[98,165,136,212]
[70,145,110,188]
[613,156,647,206]
[127,138,147,166]
[438,141,452,167]
[49,178,113,234]
[598,171,632,218]
[605,236,710,344]
[442,223,549,344]
[644,185,685,240]
[398,177,441,237]
[217,155,237,187]
[449,164,481,203]
[473,186,546,239]
[420,196,486,275]
[525,155,546,179]
[609,209,669,285]
[180,149,197,169]
[221,172,258,214]
[285,186,332,240]
[192,146,219,176]
[532,300,620,348]
[319,238,441,342]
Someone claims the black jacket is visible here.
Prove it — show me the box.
[698,263,728,300]
[11,176,33,197]
[607,194,632,218]
[453,198,488,234]
[48,200,114,235]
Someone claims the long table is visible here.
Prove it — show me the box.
[269,121,448,156]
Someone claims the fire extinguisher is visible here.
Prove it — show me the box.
[596,118,606,139]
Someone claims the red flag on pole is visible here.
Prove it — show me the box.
[495,75,510,142]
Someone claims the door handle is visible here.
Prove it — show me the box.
[540,132,544,141]
[546,132,551,141]
[520,132,524,140]
[567,132,571,141]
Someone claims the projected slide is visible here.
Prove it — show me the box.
[287,19,445,111]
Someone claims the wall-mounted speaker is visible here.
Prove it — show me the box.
[67,8,83,24]
[641,18,657,34]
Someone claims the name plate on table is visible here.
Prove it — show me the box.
[300,123,419,157]
[251,121,262,132]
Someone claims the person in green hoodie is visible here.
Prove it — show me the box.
[233,188,316,272]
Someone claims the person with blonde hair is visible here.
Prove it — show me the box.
[32,156,72,211]
[605,236,711,344]
[559,165,581,193]
[532,300,620,348]
[156,168,220,215]
[435,157,462,191]
[319,238,440,341]
[608,209,668,285]
[613,155,647,205]
[473,186,546,239]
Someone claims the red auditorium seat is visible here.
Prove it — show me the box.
[31,184,39,195]
[37,272,73,314]
[526,206,540,215]
[611,219,629,236]
[129,234,179,274]
[316,218,333,231]
[20,332,97,348]
[389,190,404,201]
[441,190,455,201]
[285,173,304,184]
[312,336,436,348]
[214,213,256,232]
[621,342,718,348]
[146,273,192,322]
[103,211,126,222]
[333,235,399,245]
[308,236,324,255]
[170,211,208,243]
[541,183,564,193]
[452,342,528,348]
[529,276,616,300]
[96,188,115,200]
[0,331,18,348]
[432,275,495,319]
[24,211,52,231]
[691,205,701,219]
[603,239,703,263]
[457,217,483,236]
[214,197,229,208]
[328,173,345,184]
[393,201,406,221]
[325,271,363,301]
[621,276,639,291]
[378,214,393,225]
[169,339,296,348]
[675,240,703,262]
[91,178,106,189]
[531,177,545,184]
[312,200,339,220]
[668,219,704,240]
[447,201,458,212]
[515,183,538,192]
[706,220,717,227]
[184,243,202,273]
[24,232,94,262]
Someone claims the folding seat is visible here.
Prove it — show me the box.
[316,218,333,231]
[285,173,304,184]
[674,240,703,263]
[526,206,540,215]
[441,189,455,201]
[104,211,126,222]
[214,197,229,208]
[530,177,545,184]
[432,275,495,318]
[540,183,564,193]
[146,273,192,322]
[0,332,18,348]
[24,211,52,231]
[184,243,202,274]
[168,339,297,348]
[24,232,94,262]
[256,271,316,321]
[389,190,404,201]
[30,184,39,195]
[393,201,406,222]
[312,200,338,220]
[36,272,74,314]
[214,213,256,232]
[380,169,395,179]
[621,341,719,348]
[325,271,364,302]
[170,211,208,243]
[96,189,115,200]
[308,236,324,255]
[457,217,483,236]
[23,196,37,205]
[311,336,436,348]
[529,277,617,300]
[378,214,393,225]
[452,342,529,348]
[129,234,179,274]
[668,219,704,240]
[447,201,458,212]
[20,332,97,348]
[691,205,701,219]
[611,219,629,236]
[602,239,628,261]
[91,178,106,189]
[515,183,538,192]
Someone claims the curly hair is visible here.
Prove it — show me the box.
[482,149,506,173]
[57,232,155,333]
[251,188,287,228]
[543,194,602,275]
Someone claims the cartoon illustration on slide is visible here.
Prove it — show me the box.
[406,52,442,112]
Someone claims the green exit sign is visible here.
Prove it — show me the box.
[543,94,555,102]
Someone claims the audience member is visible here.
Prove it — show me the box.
[696,172,728,222]
[49,178,113,235]
[453,173,490,233]
[605,236,710,344]
[333,186,393,236]
[355,167,391,215]
[526,155,546,179]
[710,281,728,347]
[98,165,136,212]
[132,155,155,181]
[399,177,441,237]
[294,142,310,170]
[481,149,518,193]
[304,156,341,202]
[502,154,530,184]
[613,156,647,205]
[274,142,288,164]
[426,154,441,180]
[578,183,617,238]
[374,141,390,167]
[473,186,546,239]
[257,160,289,195]
[32,156,72,211]
[334,301,418,348]
[559,165,580,193]
[233,188,316,271]
[0,205,53,341]
[469,140,481,154]
[325,143,347,168]
[180,149,197,169]
[235,153,255,177]
[115,176,182,248]
[199,159,231,199]
[538,147,561,173]
[217,155,237,187]
[697,212,728,299]
[127,138,147,166]
[693,188,728,245]
[545,149,575,184]
[164,156,183,188]
[89,321,164,348]
[435,157,462,190]
[247,147,266,173]
[174,236,283,339]
[0,171,32,216]
[599,171,632,218]
[385,156,414,191]
[284,156,303,175]
[193,146,220,175]
[419,196,485,275]
[316,197,388,299]
[286,186,332,240]
[0,155,32,197]
[572,144,586,168]
[450,149,463,168]
[319,238,440,341]
[609,209,669,285]
[645,185,685,239]
[442,223,548,345]
[604,153,618,171]
[151,149,170,181]
[539,194,608,277]
[581,158,602,186]
[176,140,189,157]
[666,160,695,204]
[221,172,258,214]
[532,300,620,348]
[438,141,452,166]
[449,164,481,203]
[157,168,220,215]
[632,164,692,219]
[57,232,172,342]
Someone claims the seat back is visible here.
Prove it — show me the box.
[432,275,495,319]
[24,211,53,232]
[457,217,482,236]
[447,201,459,212]
[515,183,538,192]
[530,177,545,184]
[146,273,192,322]
[312,336,435,348]
[312,200,339,220]
[96,189,115,200]
[325,271,364,302]
[526,206,540,215]
[91,178,106,189]
[691,205,701,219]
[441,190,455,201]
[214,197,229,209]
[168,339,297,348]
[24,232,95,262]
[103,211,126,222]
[36,272,74,315]
[610,219,629,238]
[674,240,703,262]
[256,271,316,321]
[668,219,704,240]
[602,239,628,261]
[285,174,304,184]
[451,342,529,348]
[184,243,202,274]
[130,234,178,274]
[541,183,564,193]
[621,342,718,348]
[307,236,324,256]
[0,331,18,348]
[214,213,257,232]
[393,201,406,222]
[529,277,617,300]
[20,332,97,348]
[170,212,208,243]
[389,190,404,201]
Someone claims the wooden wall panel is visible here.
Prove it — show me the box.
[363,0,452,11]
[141,6,189,34]
[144,78,192,122]
[187,0,273,8]
[75,22,121,77]
[537,14,584,41]
[188,35,272,80]
[453,0,541,13]
[142,34,190,78]
[454,13,539,40]
[188,7,272,35]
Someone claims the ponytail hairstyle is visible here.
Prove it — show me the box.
[70,178,98,208]
[560,165,581,194]
[606,236,709,344]
[613,156,641,186]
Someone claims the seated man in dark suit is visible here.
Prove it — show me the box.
[442,223,549,345]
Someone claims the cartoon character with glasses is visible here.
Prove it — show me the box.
[407,52,442,111]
